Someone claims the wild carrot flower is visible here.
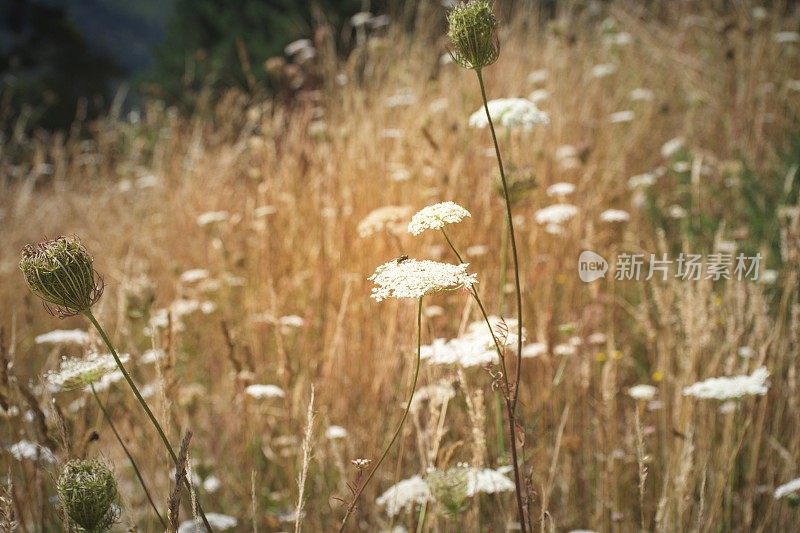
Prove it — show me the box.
[7,441,56,463]
[683,367,769,400]
[446,0,499,70]
[34,329,91,345]
[57,459,119,533]
[47,353,130,392]
[178,513,238,532]
[468,98,549,130]
[599,209,631,223]
[408,202,471,235]
[245,384,286,399]
[376,475,431,517]
[325,426,348,440]
[357,205,412,237]
[19,236,103,317]
[467,467,516,495]
[427,465,470,514]
[546,182,576,197]
[628,384,657,401]
[368,259,477,302]
[774,478,800,500]
[534,204,579,225]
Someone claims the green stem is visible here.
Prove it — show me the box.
[339,298,424,532]
[90,383,167,528]
[475,68,528,532]
[83,310,213,532]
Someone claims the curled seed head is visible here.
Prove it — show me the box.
[447,0,500,70]
[426,464,470,515]
[57,458,119,533]
[19,236,103,317]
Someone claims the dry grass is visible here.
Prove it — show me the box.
[1,1,799,531]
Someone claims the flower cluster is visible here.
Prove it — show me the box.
[408,202,471,235]
[682,367,769,400]
[468,98,549,130]
[368,259,477,301]
[421,317,524,367]
[47,353,129,392]
[357,205,412,238]
[57,459,119,533]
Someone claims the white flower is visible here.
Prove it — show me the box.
[628,172,657,189]
[279,315,305,328]
[774,478,800,499]
[408,202,471,235]
[245,384,286,399]
[661,137,684,159]
[368,259,477,302]
[467,467,515,496]
[46,353,129,391]
[546,182,576,197]
[421,317,522,367]
[203,475,222,493]
[385,89,416,108]
[325,425,348,440]
[555,144,577,160]
[377,475,431,517]
[178,513,238,532]
[553,343,576,356]
[521,342,547,358]
[628,384,657,401]
[34,329,90,345]
[466,245,489,257]
[180,269,210,284]
[141,349,165,364]
[667,204,688,219]
[528,89,550,103]
[284,38,313,56]
[774,31,800,44]
[599,209,631,223]
[738,346,755,359]
[630,88,654,101]
[254,205,277,218]
[468,98,549,130]
[357,205,412,237]
[587,332,606,345]
[196,211,229,226]
[609,110,635,123]
[683,367,769,400]
[410,381,456,412]
[535,204,579,225]
[527,69,549,84]
[8,440,56,463]
[591,63,617,78]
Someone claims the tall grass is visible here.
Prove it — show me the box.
[1,1,799,531]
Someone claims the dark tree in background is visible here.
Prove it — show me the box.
[0,0,121,130]
[145,0,368,104]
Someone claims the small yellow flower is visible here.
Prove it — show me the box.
[595,352,607,362]
[652,370,664,382]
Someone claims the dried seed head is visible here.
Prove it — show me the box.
[447,0,500,70]
[57,458,119,533]
[19,236,103,317]
[426,464,470,515]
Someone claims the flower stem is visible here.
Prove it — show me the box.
[90,383,167,529]
[339,297,423,532]
[83,310,213,532]
[474,68,528,531]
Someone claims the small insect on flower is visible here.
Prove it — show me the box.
[57,458,119,533]
[19,236,104,317]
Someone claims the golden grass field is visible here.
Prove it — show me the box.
[2,1,800,531]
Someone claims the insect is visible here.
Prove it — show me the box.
[395,255,409,263]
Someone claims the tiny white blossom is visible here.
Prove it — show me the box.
[468,98,549,130]
[196,211,229,227]
[376,475,431,517]
[358,206,412,237]
[609,110,635,123]
[408,202,471,235]
[661,137,684,159]
[546,182,576,197]
[630,88,655,101]
[47,353,129,391]
[178,513,238,532]
[368,259,477,302]
[325,425,348,440]
[683,367,769,400]
[591,63,617,78]
[535,204,579,225]
[35,329,90,345]
[203,475,222,493]
[628,384,657,401]
[599,209,631,223]
[180,269,210,284]
[8,440,56,463]
[521,342,547,358]
[774,478,800,499]
[774,31,800,44]
[628,172,657,189]
[245,384,286,399]
[527,69,549,84]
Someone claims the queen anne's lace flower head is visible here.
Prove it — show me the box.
[357,205,412,238]
[534,204,579,225]
[774,477,800,499]
[369,259,477,302]
[377,475,431,517]
[682,367,769,400]
[47,353,129,391]
[469,98,549,130]
[408,202,471,235]
[628,384,657,401]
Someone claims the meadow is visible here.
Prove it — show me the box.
[1,1,800,531]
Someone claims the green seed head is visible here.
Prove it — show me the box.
[447,0,500,70]
[426,464,470,515]
[57,459,119,533]
[19,236,103,317]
